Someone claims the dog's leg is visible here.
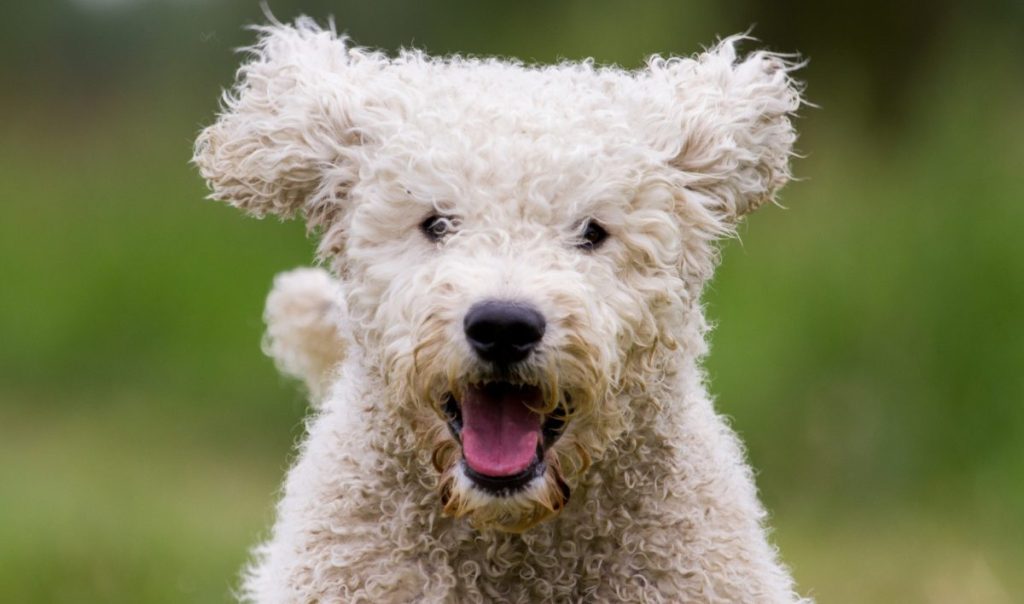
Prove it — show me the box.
[262,268,347,405]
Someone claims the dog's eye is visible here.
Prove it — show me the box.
[420,214,454,242]
[577,219,608,251]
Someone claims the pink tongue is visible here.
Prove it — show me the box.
[461,384,542,477]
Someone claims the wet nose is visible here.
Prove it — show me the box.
[464,300,546,365]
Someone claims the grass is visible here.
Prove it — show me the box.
[0,394,299,603]
[781,509,1020,603]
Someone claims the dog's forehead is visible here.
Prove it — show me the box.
[380,59,650,149]
[356,60,660,213]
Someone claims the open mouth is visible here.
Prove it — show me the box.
[443,382,568,495]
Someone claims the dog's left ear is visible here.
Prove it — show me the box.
[644,37,803,223]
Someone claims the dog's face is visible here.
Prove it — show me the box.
[195,20,800,532]
[343,134,688,531]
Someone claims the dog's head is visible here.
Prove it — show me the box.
[195,18,801,532]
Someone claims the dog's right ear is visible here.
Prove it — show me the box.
[193,18,383,222]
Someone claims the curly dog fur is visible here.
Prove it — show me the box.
[194,17,808,603]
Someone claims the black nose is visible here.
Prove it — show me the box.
[464,300,546,365]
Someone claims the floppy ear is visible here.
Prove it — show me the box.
[646,37,803,223]
[193,18,382,223]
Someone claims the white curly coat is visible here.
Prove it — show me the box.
[194,17,808,603]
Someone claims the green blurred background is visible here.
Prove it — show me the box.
[2,1,1022,602]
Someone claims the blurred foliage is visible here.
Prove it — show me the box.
[1,1,1022,602]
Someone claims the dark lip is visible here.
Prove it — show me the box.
[462,456,546,495]
[442,386,570,494]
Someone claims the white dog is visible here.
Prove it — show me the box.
[195,17,807,603]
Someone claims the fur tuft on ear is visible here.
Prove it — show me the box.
[647,36,804,222]
[193,18,376,222]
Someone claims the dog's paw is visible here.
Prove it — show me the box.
[263,267,347,403]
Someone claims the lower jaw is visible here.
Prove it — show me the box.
[445,456,573,533]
